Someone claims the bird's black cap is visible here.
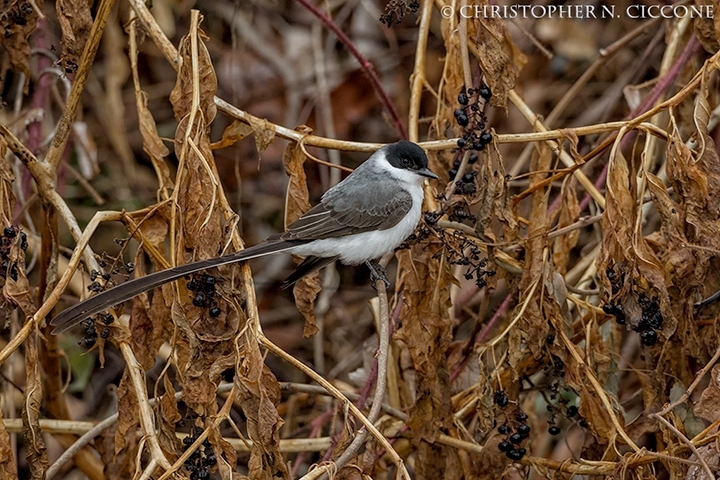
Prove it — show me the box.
[385,141,438,179]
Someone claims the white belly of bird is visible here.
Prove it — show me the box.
[293,185,423,265]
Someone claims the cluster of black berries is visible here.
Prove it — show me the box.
[5,2,32,31]
[187,273,221,317]
[440,227,495,288]
[88,255,137,293]
[495,404,530,461]
[379,0,419,26]
[545,401,581,436]
[603,293,663,346]
[183,429,216,480]
[78,313,112,348]
[0,226,25,282]
[455,86,493,151]
[602,302,625,325]
[448,153,479,195]
[637,295,663,346]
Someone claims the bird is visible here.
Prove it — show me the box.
[50,140,438,334]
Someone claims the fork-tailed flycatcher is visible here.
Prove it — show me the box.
[51,140,438,334]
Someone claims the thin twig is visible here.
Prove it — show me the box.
[657,345,720,416]
[294,0,407,139]
[260,333,410,480]
[650,413,715,480]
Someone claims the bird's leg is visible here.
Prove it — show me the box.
[366,260,390,290]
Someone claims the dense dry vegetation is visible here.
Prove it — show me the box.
[1,0,720,479]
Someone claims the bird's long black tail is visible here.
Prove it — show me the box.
[51,240,303,334]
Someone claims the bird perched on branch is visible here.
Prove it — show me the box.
[51,140,438,334]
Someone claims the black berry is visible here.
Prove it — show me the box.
[193,292,206,307]
[548,426,561,435]
[640,329,658,346]
[493,390,509,407]
[498,439,511,452]
[506,449,523,460]
[478,85,492,100]
[209,307,221,317]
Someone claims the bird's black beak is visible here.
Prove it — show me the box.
[418,168,439,180]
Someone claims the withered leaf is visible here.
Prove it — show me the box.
[22,333,48,478]
[578,385,616,444]
[56,0,91,73]
[694,364,720,422]
[0,0,39,91]
[114,371,139,454]
[396,241,454,445]
[136,90,174,192]
[473,1,527,110]
[248,116,276,155]
[157,376,181,455]
[235,335,288,479]
[552,182,580,275]
[169,25,217,124]
[694,0,719,53]
[0,404,17,477]
[211,120,254,150]
[282,129,322,336]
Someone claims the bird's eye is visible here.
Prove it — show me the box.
[400,157,411,167]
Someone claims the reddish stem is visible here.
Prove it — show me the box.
[295,0,408,140]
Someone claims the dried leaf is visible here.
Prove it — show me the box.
[248,116,276,155]
[578,385,616,444]
[56,0,92,72]
[552,182,580,275]
[694,365,720,422]
[234,335,288,479]
[157,376,181,455]
[211,120,254,150]
[694,0,719,53]
[3,237,35,316]
[0,0,39,91]
[136,90,174,192]
[114,371,139,454]
[22,333,48,478]
[169,26,217,124]
[473,2,527,110]
[0,404,17,477]
[282,129,322,336]
[396,241,454,447]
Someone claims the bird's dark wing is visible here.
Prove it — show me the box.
[277,173,414,241]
